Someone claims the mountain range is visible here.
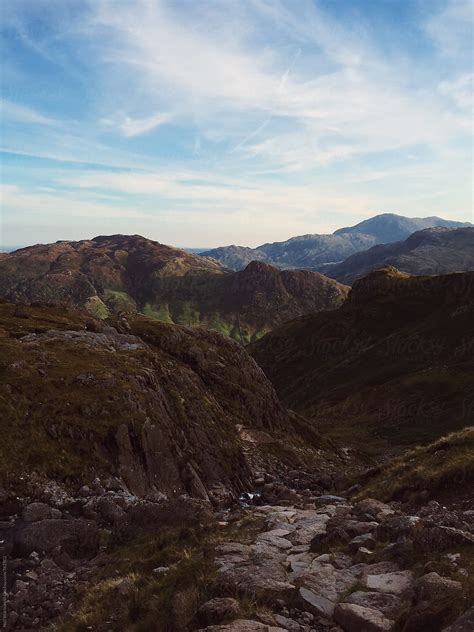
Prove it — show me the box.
[202,213,472,271]
[0,234,348,343]
[321,226,474,284]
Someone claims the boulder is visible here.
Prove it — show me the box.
[22,502,52,522]
[298,586,335,618]
[443,607,474,631]
[353,499,394,522]
[15,519,99,558]
[334,603,394,632]
[197,598,241,625]
[199,620,286,631]
[414,526,474,553]
[362,571,414,595]
[345,591,402,618]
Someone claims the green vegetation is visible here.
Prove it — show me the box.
[142,302,173,323]
[103,289,137,314]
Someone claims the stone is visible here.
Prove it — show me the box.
[152,566,169,576]
[15,519,99,558]
[345,591,402,618]
[22,502,52,522]
[414,526,474,553]
[345,521,379,536]
[353,499,394,522]
[414,572,463,607]
[199,620,286,631]
[299,563,358,602]
[443,607,474,631]
[334,603,394,632]
[349,533,376,552]
[217,561,295,601]
[298,586,335,618]
[362,571,414,595]
[257,532,293,549]
[273,615,301,631]
[315,495,346,506]
[197,597,240,625]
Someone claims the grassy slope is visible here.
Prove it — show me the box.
[251,270,474,457]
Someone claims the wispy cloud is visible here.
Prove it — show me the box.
[0,99,59,126]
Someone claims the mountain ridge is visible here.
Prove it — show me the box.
[202,213,472,271]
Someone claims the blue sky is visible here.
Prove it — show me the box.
[0,0,472,248]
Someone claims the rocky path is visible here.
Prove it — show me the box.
[197,497,474,632]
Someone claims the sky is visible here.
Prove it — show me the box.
[0,0,472,248]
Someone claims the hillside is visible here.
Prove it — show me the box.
[250,268,474,457]
[202,213,472,271]
[0,235,348,343]
[322,227,474,284]
[0,300,287,497]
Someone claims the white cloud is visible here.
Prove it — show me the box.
[0,99,58,126]
[101,111,172,137]
[425,0,473,57]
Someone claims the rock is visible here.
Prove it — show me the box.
[376,515,421,543]
[298,586,335,618]
[414,526,474,553]
[217,561,295,602]
[443,607,474,631]
[349,534,376,552]
[345,521,379,536]
[172,586,199,631]
[274,615,301,631]
[197,597,241,625]
[199,619,286,631]
[15,519,99,558]
[96,497,125,524]
[345,591,402,618]
[299,563,358,602]
[334,603,394,632]
[116,577,137,597]
[353,499,394,522]
[315,495,346,506]
[362,571,414,595]
[152,566,169,576]
[414,572,463,607]
[22,502,52,522]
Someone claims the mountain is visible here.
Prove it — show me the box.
[322,227,474,284]
[0,235,348,343]
[250,267,474,456]
[202,213,472,271]
[333,213,469,242]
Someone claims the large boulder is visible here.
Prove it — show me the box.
[197,598,241,625]
[334,603,394,632]
[15,519,99,558]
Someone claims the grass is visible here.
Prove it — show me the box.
[59,513,265,632]
[357,426,474,503]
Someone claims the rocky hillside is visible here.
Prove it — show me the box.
[0,235,348,343]
[202,214,471,271]
[322,227,474,284]
[250,268,474,456]
[0,300,294,500]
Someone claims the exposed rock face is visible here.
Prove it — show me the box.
[251,269,474,455]
[0,301,289,499]
[322,227,474,284]
[203,213,471,271]
[0,234,348,343]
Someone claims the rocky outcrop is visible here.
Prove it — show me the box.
[0,301,292,501]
